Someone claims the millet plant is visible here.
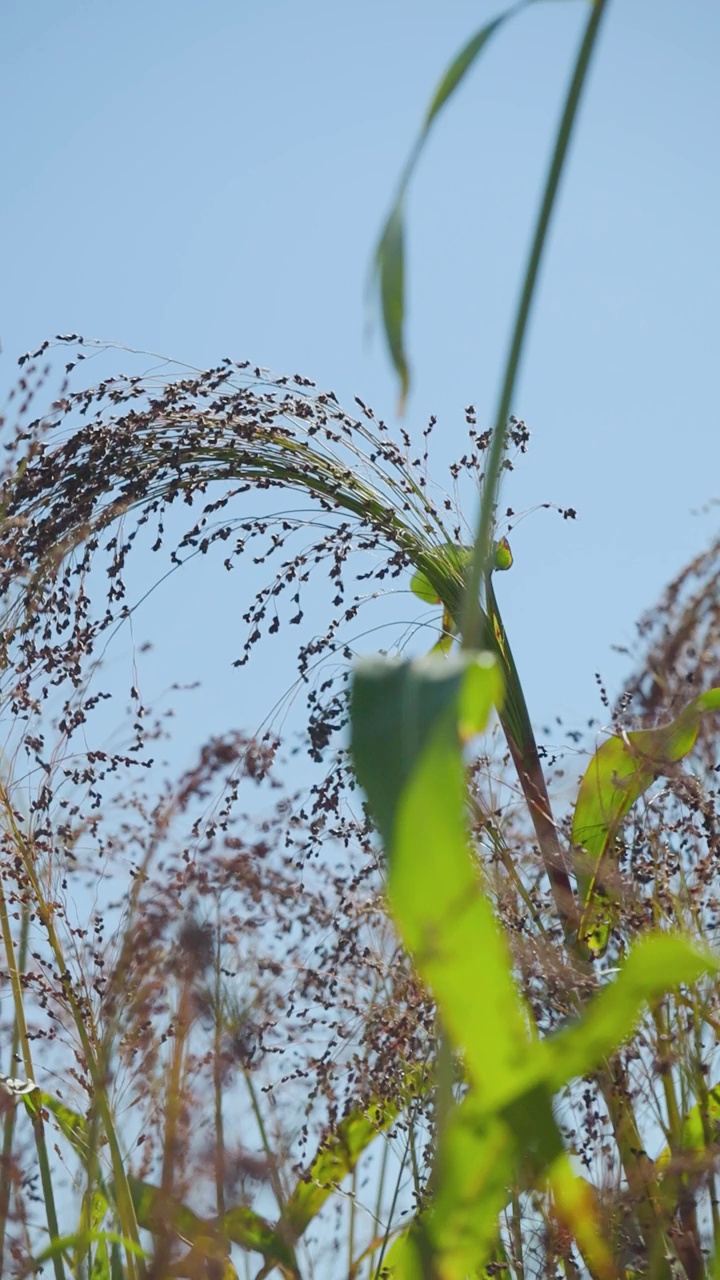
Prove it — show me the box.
[2,2,720,1278]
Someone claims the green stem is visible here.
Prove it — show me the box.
[244,1070,287,1215]
[212,910,226,1221]
[0,879,65,1280]
[461,0,611,648]
[458,0,612,941]
[0,903,29,1274]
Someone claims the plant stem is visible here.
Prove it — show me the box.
[461,0,611,649]
[213,909,226,1221]
[0,902,29,1274]
[0,877,65,1280]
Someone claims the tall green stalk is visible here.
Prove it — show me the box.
[456,0,611,940]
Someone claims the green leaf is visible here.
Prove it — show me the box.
[377,207,409,410]
[423,17,511,127]
[572,688,720,949]
[547,1155,615,1280]
[546,933,718,1086]
[351,652,497,849]
[384,1086,565,1279]
[384,1102,517,1279]
[352,651,547,1107]
[372,7,525,401]
[351,655,720,1276]
[656,1085,720,1166]
[31,1232,146,1272]
[573,688,720,861]
[277,1073,423,1245]
[123,1178,253,1277]
[27,1089,90,1162]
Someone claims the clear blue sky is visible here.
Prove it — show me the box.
[2,0,719,771]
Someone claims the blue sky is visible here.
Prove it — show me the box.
[2,0,719,775]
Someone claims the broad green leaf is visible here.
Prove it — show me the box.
[572,688,720,950]
[125,1177,245,1280]
[128,1175,209,1238]
[127,1177,251,1275]
[277,1071,423,1245]
[385,1107,515,1279]
[351,652,499,850]
[546,934,718,1087]
[373,8,525,400]
[573,688,720,861]
[384,1085,563,1279]
[351,655,720,1275]
[390,668,530,1098]
[352,653,534,1101]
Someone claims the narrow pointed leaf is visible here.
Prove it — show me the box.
[376,207,409,409]
[277,1071,424,1245]
[424,16,513,127]
[32,1232,146,1271]
[372,6,526,400]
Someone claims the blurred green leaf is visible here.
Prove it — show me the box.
[127,1177,266,1275]
[374,658,534,1099]
[547,934,718,1086]
[90,1237,110,1280]
[573,689,720,861]
[372,7,524,401]
[219,1204,293,1267]
[547,1155,615,1280]
[277,1072,423,1247]
[32,1232,146,1272]
[384,1099,518,1279]
[26,1089,89,1161]
[384,1085,571,1278]
[377,207,408,410]
[572,688,720,950]
[351,652,500,850]
[657,1085,720,1166]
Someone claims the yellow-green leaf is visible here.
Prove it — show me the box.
[277,1070,424,1245]
[546,933,718,1086]
[572,688,720,949]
